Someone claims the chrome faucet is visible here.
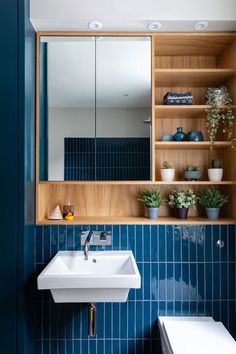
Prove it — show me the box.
[84,231,93,260]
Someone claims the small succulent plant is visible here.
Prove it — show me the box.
[184,165,201,172]
[211,159,223,169]
[162,161,172,169]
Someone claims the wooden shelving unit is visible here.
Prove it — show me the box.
[155,141,231,150]
[155,69,236,87]
[36,32,236,225]
[38,216,236,226]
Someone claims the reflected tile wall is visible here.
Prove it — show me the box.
[34,225,236,354]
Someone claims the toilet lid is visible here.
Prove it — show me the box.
[163,320,236,354]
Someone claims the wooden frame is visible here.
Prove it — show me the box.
[36,32,236,225]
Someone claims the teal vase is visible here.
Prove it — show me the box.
[174,127,186,141]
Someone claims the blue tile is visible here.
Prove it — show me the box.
[173,226,181,262]
[220,263,228,300]
[166,225,173,262]
[144,225,151,261]
[120,302,128,338]
[213,225,220,261]
[151,226,158,261]
[151,262,158,301]
[105,303,112,339]
[174,263,182,300]
[36,226,43,263]
[66,225,74,250]
[213,263,220,300]
[112,303,119,338]
[205,225,212,262]
[158,226,166,262]
[135,226,143,262]
[189,264,197,301]
[144,263,151,300]
[205,263,213,300]
[166,263,174,301]
[43,226,51,263]
[159,263,166,300]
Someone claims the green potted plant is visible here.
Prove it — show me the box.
[208,159,223,181]
[199,187,229,220]
[205,86,236,149]
[168,188,198,219]
[160,161,175,181]
[184,165,202,181]
[138,188,167,219]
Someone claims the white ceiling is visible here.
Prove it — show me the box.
[47,38,151,108]
[30,0,236,32]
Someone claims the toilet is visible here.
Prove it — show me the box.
[158,316,236,354]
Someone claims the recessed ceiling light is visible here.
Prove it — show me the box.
[88,21,103,30]
[194,21,208,31]
[147,22,162,31]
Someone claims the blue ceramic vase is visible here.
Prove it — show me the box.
[174,127,186,141]
[187,131,204,141]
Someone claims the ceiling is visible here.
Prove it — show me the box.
[30,0,236,32]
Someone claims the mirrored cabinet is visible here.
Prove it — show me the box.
[36,33,236,225]
[39,36,152,182]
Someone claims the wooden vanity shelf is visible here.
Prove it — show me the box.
[36,32,236,225]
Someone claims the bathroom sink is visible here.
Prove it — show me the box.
[37,251,141,303]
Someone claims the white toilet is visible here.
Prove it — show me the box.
[158,316,236,354]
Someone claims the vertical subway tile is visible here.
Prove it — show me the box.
[158,225,166,262]
[166,225,173,262]
[151,225,158,262]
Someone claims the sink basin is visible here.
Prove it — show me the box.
[37,251,141,303]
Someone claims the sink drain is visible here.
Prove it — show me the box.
[92,259,97,263]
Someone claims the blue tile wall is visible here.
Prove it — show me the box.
[35,224,236,354]
[64,138,150,181]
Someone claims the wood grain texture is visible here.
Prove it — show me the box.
[155,69,236,87]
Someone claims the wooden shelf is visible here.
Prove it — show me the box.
[155,69,236,87]
[154,181,236,185]
[38,216,236,225]
[155,141,231,150]
[155,105,236,119]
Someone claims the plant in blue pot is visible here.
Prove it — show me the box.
[168,188,198,219]
[199,187,229,220]
[173,127,186,141]
[138,188,167,219]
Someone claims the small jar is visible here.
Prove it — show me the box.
[173,127,186,141]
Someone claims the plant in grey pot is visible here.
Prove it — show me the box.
[199,187,229,220]
[184,165,202,181]
[138,188,167,219]
[208,159,223,181]
[168,189,198,219]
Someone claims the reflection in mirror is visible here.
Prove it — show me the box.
[40,36,151,181]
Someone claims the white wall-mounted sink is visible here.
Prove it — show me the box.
[37,251,141,303]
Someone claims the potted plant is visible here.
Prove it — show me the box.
[160,161,175,181]
[205,86,236,148]
[199,187,229,220]
[208,159,223,181]
[138,188,167,219]
[184,165,202,181]
[168,188,198,219]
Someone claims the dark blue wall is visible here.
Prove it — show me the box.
[35,224,236,354]
[0,0,35,353]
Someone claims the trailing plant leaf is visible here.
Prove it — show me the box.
[199,187,229,208]
[205,86,236,149]
[138,188,167,208]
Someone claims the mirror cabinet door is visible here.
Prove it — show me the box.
[39,36,151,181]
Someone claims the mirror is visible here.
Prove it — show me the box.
[39,36,151,181]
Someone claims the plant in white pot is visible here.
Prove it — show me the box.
[168,188,198,219]
[160,161,175,181]
[138,188,167,220]
[208,159,223,181]
[199,187,229,220]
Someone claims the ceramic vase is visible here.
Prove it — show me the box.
[174,127,186,141]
